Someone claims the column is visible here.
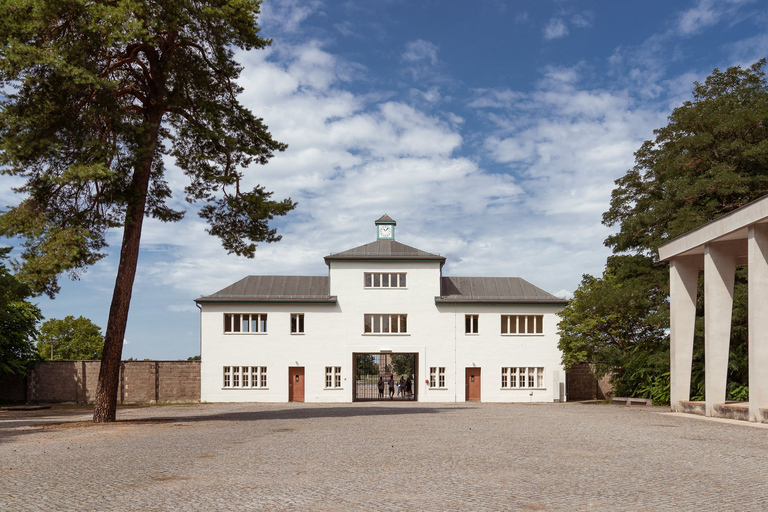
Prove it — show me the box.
[749,224,768,422]
[704,242,737,416]
[669,256,700,411]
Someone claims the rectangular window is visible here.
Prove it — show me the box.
[364,273,407,289]
[501,315,543,335]
[223,366,267,388]
[465,314,479,334]
[325,366,342,388]
[291,313,305,334]
[224,313,268,333]
[500,367,544,388]
[429,367,446,388]
[363,314,408,334]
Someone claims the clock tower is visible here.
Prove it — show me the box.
[375,214,396,240]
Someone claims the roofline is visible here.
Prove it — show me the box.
[194,297,338,304]
[324,255,446,266]
[435,297,568,305]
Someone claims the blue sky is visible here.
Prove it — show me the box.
[4,0,768,359]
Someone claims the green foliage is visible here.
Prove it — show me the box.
[0,0,295,297]
[187,355,201,361]
[559,61,768,404]
[0,247,42,376]
[604,59,768,254]
[36,315,104,361]
[391,354,415,377]
[356,354,379,376]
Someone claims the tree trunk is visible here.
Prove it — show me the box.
[93,120,160,423]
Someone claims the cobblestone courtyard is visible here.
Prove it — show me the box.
[1,402,767,511]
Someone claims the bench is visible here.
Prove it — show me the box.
[611,396,652,406]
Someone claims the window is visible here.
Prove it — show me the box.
[501,315,543,334]
[223,313,267,333]
[325,366,342,388]
[291,313,305,334]
[223,366,268,388]
[364,273,407,288]
[364,314,407,334]
[501,367,545,388]
[430,367,446,388]
[465,315,479,334]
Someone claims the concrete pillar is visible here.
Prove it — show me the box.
[669,256,700,411]
[749,224,768,422]
[704,242,737,416]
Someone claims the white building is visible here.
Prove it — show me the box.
[196,215,567,403]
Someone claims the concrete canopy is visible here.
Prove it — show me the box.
[659,194,768,423]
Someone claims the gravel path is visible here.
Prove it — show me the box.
[1,402,767,511]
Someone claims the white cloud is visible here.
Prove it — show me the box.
[544,18,569,40]
[677,0,721,35]
[260,0,324,33]
[571,12,594,29]
[402,39,439,66]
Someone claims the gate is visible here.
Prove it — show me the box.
[353,353,418,401]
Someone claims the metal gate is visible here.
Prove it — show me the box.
[353,353,418,401]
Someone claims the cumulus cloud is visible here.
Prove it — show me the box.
[543,18,569,40]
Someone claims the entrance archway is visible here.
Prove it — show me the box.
[353,353,418,401]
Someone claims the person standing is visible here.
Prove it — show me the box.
[377,376,384,399]
[388,375,395,399]
[398,376,406,399]
[405,376,412,399]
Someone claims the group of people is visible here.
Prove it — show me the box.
[377,375,414,399]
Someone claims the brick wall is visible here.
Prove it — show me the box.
[0,361,200,404]
[566,363,614,401]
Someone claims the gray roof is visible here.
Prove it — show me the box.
[375,214,396,224]
[324,239,446,265]
[195,276,335,303]
[436,277,567,304]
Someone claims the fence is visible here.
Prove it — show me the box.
[0,360,200,404]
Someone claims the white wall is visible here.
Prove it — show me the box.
[200,259,565,403]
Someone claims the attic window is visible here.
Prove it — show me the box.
[364,273,406,288]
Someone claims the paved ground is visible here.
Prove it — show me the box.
[1,402,767,511]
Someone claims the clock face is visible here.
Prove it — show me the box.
[378,225,392,238]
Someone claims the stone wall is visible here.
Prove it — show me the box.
[1,360,200,404]
[566,363,613,401]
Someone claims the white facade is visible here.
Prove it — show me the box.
[197,218,567,403]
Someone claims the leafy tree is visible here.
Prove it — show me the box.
[559,60,768,403]
[187,355,201,361]
[355,354,379,376]
[0,247,42,376]
[391,353,415,377]
[36,315,104,361]
[0,0,294,421]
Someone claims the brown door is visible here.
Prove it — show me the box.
[465,368,481,401]
[289,367,305,402]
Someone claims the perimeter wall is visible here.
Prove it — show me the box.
[0,361,200,404]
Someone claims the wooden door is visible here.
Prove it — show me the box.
[465,368,481,402]
[289,367,305,402]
